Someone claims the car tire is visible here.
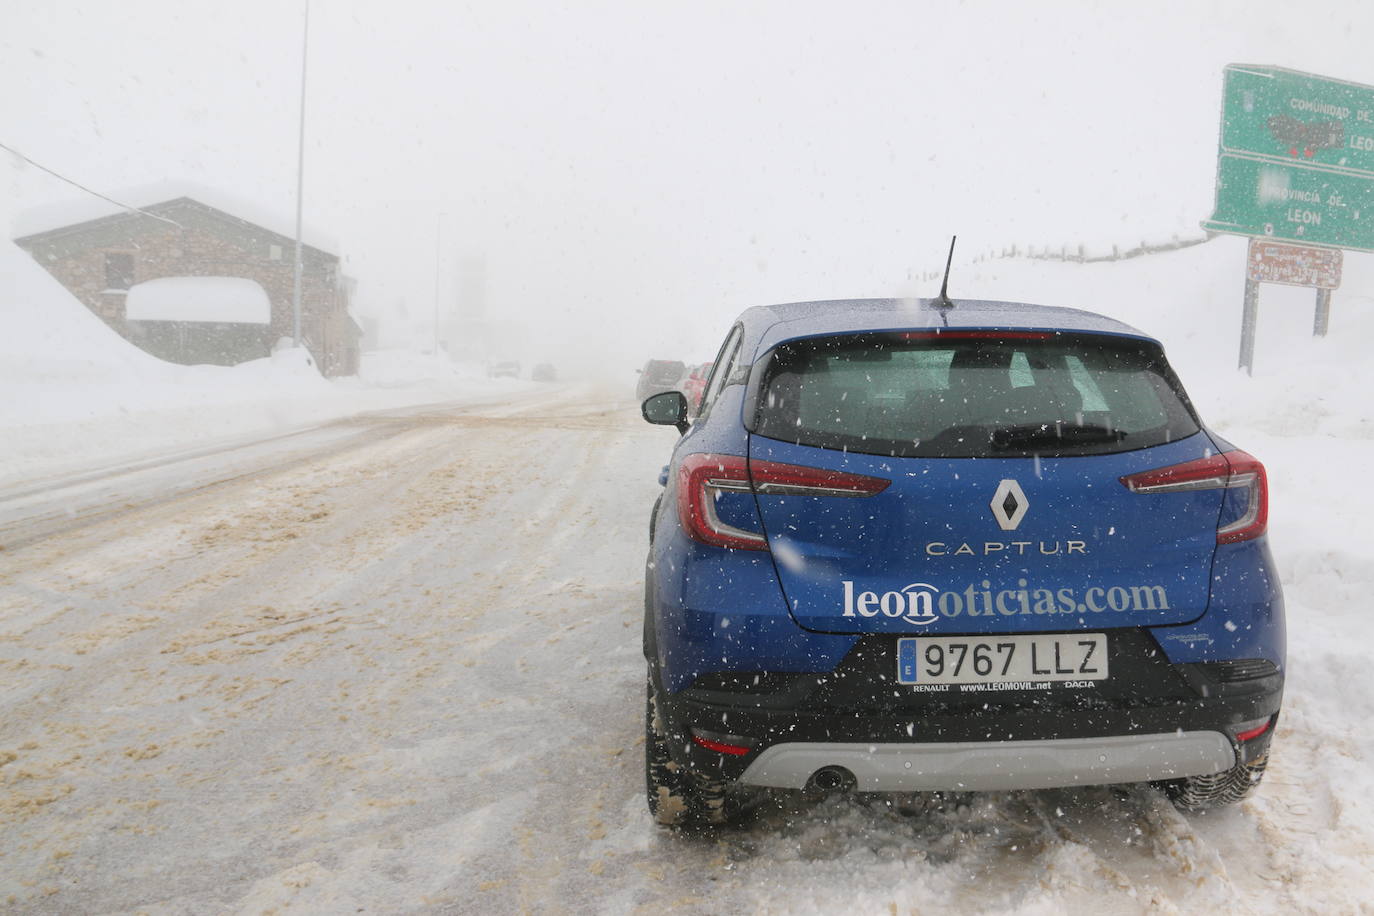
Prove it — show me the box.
[649,494,662,544]
[644,676,734,827]
[1164,755,1268,810]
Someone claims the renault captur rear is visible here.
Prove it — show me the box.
[641,296,1283,826]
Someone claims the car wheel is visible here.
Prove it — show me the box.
[1164,756,1268,810]
[644,675,735,827]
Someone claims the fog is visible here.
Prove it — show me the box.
[7,5,1374,911]
[6,0,1373,378]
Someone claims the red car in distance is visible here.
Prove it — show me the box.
[679,362,712,414]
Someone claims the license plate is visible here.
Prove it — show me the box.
[896,634,1108,686]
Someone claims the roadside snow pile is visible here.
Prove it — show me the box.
[353,348,492,388]
[0,241,534,487]
[0,239,175,397]
[0,241,325,480]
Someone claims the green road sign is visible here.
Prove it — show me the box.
[1220,65,1374,175]
[1203,153,1374,252]
[1205,66,1368,374]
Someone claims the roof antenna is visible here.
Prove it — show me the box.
[932,235,957,323]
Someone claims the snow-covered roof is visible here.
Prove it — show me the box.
[125,277,272,325]
[11,181,340,255]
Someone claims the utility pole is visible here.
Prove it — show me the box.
[434,211,445,359]
[291,1,310,348]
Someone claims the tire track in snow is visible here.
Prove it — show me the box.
[1,389,1364,912]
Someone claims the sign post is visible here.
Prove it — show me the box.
[1239,278,1259,373]
[1315,289,1332,336]
[1203,65,1374,370]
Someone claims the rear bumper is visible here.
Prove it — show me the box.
[659,687,1280,787]
[740,732,1236,791]
[651,630,1282,790]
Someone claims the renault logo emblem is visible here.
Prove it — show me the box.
[990,479,1029,531]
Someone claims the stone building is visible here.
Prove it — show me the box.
[14,195,362,376]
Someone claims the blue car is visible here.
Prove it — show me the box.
[641,297,1283,826]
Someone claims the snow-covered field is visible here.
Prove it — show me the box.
[0,240,538,490]
[2,236,1373,912]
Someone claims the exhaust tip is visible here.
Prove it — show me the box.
[807,765,856,793]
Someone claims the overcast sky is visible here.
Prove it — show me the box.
[5,1,1373,375]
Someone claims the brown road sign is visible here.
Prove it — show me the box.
[1246,239,1342,289]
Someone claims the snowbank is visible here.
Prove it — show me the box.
[0,240,535,487]
[352,348,491,388]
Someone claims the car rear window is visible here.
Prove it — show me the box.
[644,360,685,382]
[749,331,1200,458]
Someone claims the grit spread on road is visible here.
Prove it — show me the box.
[0,385,1370,913]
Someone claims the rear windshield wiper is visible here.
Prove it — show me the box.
[989,422,1128,450]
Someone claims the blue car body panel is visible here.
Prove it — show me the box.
[748,432,1222,635]
[1148,538,1286,666]
[646,298,1284,704]
[649,382,856,692]
[648,522,856,692]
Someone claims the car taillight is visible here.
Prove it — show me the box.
[690,728,755,755]
[1119,449,1268,544]
[1233,717,1274,743]
[677,454,890,550]
[678,454,766,550]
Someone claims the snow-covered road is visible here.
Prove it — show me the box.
[0,386,1369,913]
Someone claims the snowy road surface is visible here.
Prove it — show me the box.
[1,386,1370,913]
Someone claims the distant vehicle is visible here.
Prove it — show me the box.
[678,362,712,413]
[532,363,557,382]
[635,359,685,402]
[640,297,1283,826]
[488,360,521,378]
